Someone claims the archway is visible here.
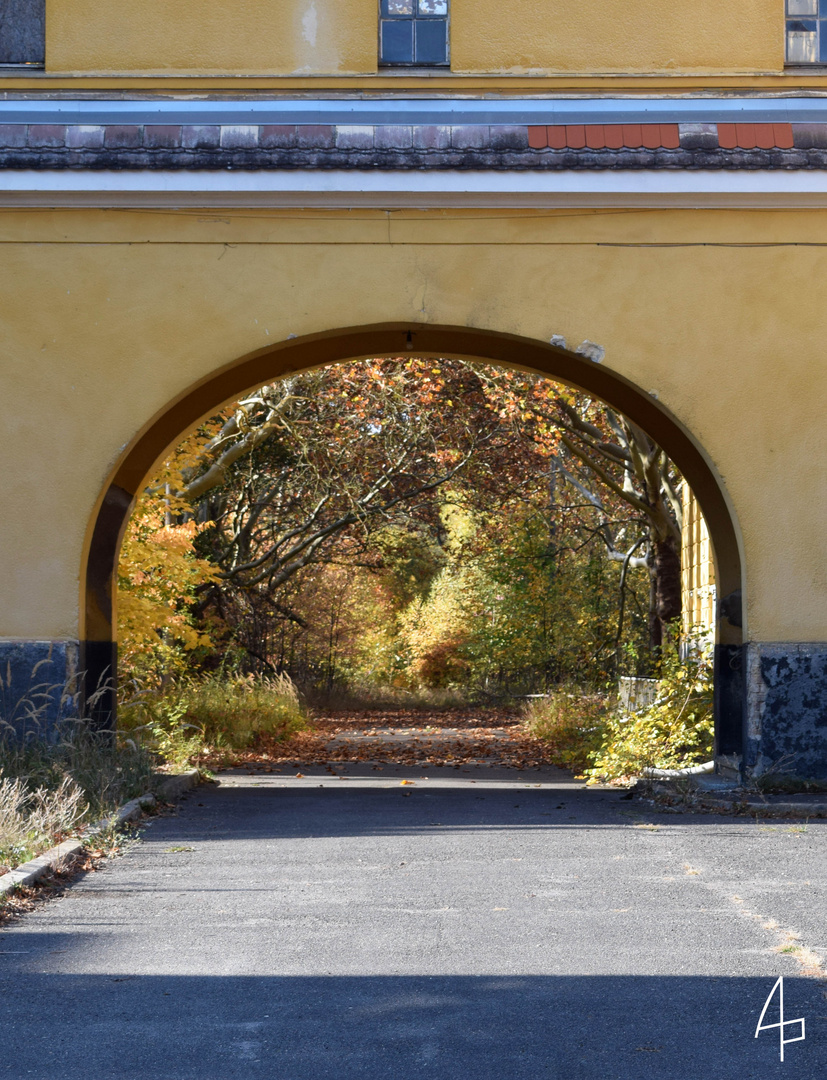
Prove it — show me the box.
[81,324,744,762]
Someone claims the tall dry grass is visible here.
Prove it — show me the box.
[120,670,311,767]
[1,665,156,876]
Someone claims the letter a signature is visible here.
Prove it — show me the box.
[755,976,806,1062]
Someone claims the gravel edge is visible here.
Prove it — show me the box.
[0,768,202,898]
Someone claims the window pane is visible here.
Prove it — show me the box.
[418,0,449,14]
[0,0,45,65]
[381,19,414,62]
[383,0,414,14]
[787,25,818,61]
[788,0,817,14]
[415,18,448,63]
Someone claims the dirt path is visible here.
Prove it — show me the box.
[229,706,558,773]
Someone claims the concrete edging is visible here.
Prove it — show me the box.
[701,797,827,816]
[0,768,202,901]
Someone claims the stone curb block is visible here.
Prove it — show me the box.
[701,798,827,816]
[0,769,202,901]
[155,768,201,801]
[0,839,86,896]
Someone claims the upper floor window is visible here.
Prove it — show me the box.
[0,0,45,67]
[786,0,827,62]
[379,0,449,67]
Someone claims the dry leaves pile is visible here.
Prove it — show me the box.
[221,707,557,772]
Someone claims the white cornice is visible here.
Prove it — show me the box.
[3,169,827,208]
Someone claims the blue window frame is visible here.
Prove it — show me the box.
[380,0,449,67]
[786,0,827,62]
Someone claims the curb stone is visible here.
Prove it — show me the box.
[700,797,827,817]
[0,768,203,901]
[651,781,827,817]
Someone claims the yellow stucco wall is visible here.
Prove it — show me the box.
[45,0,781,76]
[46,0,379,76]
[450,0,781,75]
[1,206,826,646]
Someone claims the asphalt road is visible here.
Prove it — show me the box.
[2,763,826,1079]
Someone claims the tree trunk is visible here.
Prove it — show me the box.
[650,534,682,650]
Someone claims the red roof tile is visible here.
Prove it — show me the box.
[754,123,775,150]
[527,126,547,149]
[717,123,737,149]
[736,123,757,150]
[548,125,567,149]
[660,124,680,149]
[641,124,661,149]
[566,124,586,149]
[773,122,794,149]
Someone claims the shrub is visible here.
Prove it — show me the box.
[121,671,310,765]
[523,690,610,775]
[585,642,713,784]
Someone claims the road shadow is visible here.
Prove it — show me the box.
[0,965,823,1079]
[165,780,818,841]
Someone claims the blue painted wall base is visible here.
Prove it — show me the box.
[745,644,827,780]
[0,640,79,740]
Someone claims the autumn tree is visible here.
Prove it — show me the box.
[121,356,679,689]
[473,367,683,650]
[165,359,524,667]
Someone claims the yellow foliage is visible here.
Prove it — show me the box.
[117,430,221,676]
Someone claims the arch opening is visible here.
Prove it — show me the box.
[82,324,744,765]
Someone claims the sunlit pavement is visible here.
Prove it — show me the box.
[2,768,826,1079]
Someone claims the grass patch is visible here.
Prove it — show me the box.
[121,671,311,768]
[0,721,155,876]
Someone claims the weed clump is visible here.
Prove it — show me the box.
[522,691,609,775]
[0,721,155,876]
[121,671,310,768]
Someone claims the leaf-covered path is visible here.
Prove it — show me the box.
[230,705,557,772]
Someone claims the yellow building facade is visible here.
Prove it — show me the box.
[1,0,827,778]
[681,486,716,646]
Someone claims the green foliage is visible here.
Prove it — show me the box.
[122,671,310,765]
[585,639,714,783]
[522,691,610,774]
[391,500,647,695]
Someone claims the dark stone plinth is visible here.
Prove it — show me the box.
[746,644,827,779]
[0,640,79,740]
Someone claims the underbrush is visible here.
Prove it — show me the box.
[522,691,609,775]
[0,722,154,875]
[525,643,714,783]
[121,671,310,768]
[586,645,713,783]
